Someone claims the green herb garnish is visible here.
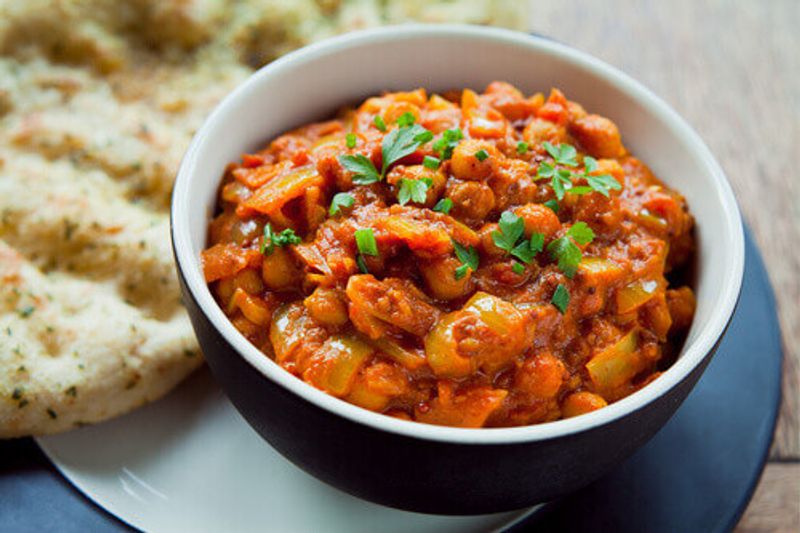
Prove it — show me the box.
[491,211,545,265]
[374,115,387,132]
[414,130,434,144]
[339,154,381,185]
[551,284,570,314]
[583,156,622,197]
[261,224,301,255]
[339,123,433,184]
[516,141,529,154]
[537,144,621,200]
[433,198,453,214]
[543,142,578,167]
[354,228,378,274]
[475,149,489,162]
[432,128,463,160]
[355,228,378,256]
[396,112,416,127]
[453,240,479,280]
[381,124,432,176]
[511,232,544,264]
[346,133,357,149]
[397,178,433,206]
[492,211,525,252]
[512,262,525,275]
[544,199,560,213]
[546,222,595,278]
[329,192,355,216]
[423,155,441,169]
[537,162,574,200]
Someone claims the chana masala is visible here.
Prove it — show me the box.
[202,82,696,428]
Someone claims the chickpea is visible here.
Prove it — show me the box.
[513,204,562,240]
[514,353,566,399]
[261,247,299,290]
[445,180,496,221]
[214,277,236,305]
[667,287,696,332]
[562,391,608,418]
[478,223,505,257]
[450,139,499,181]
[419,255,473,300]
[522,118,566,147]
[383,102,421,125]
[569,114,626,158]
[228,268,264,295]
[304,287,349,326]
[567,101,587,122]
[386,165,446,207]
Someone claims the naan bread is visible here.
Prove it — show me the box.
[0,0,526,437]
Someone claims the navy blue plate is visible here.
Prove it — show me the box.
[0,228,782,532]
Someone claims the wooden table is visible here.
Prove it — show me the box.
[528,0,799,529]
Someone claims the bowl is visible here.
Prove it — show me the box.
[171,25,744,515]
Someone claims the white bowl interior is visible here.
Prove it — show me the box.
[172,25,743,444]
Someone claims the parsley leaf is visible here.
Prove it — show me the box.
[261,223,301,255]
[492,211,525,252]
[512,262,525,275]
[511,232,544,264]
[397,178,432,206]
[546,222,595,277]
[381,124,430,176]
[551,168,574,200]
[586,173,622,197]
[536,161,555,180]
[582,156,621,197]
[551,284,570,314]
[568,221,595,245]
[339,154,381,185]
[538,144,622,201]
[543,142,578,167]
[346,133,357,149]
[547,237,582,278]
[272,229,301,247]
[475,149,489,161]
[584,156,598,173]
[432,128,463,160]
[396,112,416,127]
[339,124,433,185]
[433,198,453,214]
[544,199,560,213]
[374,115,387,131]
[329,192,354,216]
[490,211,545,265]
[354,228,378,256]
[516,141,529,154]
[453,240,479,280]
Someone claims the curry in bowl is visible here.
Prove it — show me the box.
[201,82,695,428]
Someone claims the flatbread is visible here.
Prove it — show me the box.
[0,0,526,437]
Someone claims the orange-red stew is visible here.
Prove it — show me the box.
[202,82,696,428]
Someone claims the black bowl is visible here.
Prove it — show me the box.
[171,26,744,514]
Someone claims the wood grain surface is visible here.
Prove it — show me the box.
[528,0,799,528]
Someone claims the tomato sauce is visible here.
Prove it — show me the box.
[202,82,696,428]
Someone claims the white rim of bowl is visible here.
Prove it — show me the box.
[172,24,745,445]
